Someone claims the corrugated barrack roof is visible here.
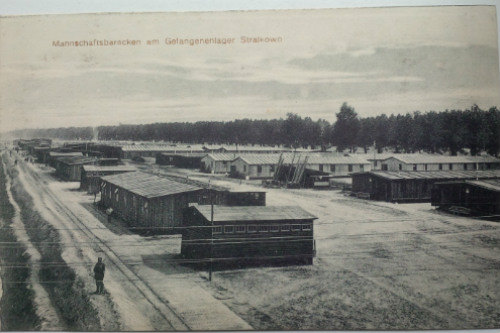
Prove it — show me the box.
[101,172,201,198]
[121,144,206,152]
[235,153,370,165]
[55,156,96,165]
[193,205,317,222]
[160,152,208,157]
[383,155,500,164]
[235,154,283,165]
[366,170,500,180]
[49,152,84,157]
[82,165,136,172]
[202,153,238,161]
[465,179,500,192]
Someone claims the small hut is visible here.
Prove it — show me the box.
[53,156,96,181]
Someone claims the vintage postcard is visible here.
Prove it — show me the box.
[0,6,499,331]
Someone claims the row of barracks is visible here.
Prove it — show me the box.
[98,171,316,265]
[162,151,500,184]
[349,154,500,217]
[123,143,295,159]
[13,139,123,165]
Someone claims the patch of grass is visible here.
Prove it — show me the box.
[0,156,41,330]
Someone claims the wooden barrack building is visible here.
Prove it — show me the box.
[431,179,500,218]
[80,165,136,194]
[156,153,206,169]
[100,172,202,233]
[352,170,500,203]
[181,205,317,266]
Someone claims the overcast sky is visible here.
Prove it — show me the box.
[0,5,499,133]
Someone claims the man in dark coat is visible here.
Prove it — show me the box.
[93,257,106,294]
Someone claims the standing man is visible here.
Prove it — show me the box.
[93,257,106,294]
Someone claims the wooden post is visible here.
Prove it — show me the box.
[209,181,214,282]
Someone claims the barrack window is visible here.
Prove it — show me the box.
[235,225,246,233]
[258,225,269,232]
[281,225,291,232]
[269,225,280,232]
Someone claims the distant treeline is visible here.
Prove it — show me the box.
[9,104,500,157]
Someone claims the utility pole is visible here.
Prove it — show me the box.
[209,179,214,282]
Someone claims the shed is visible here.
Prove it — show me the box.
[230,154,282,179]
[181,205,317,266]
[80,165,136,194]
[351,170,500,203]
[201,153,237,174]
[431,179,500,218]
[100,172,202,233]
[92,144,123,159]
[48,151,84,167]
[156,153,206,169]
[53,156,97,181]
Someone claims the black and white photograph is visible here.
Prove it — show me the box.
[0,2,499,331]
